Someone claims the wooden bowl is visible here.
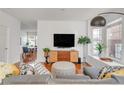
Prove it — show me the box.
[100,57,113,62]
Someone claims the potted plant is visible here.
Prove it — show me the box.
[43,48,50,64]
[96,43,106,57]
[78,36,91,62]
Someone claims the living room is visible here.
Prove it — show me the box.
[1,0,124,92]
[1,7,124,86]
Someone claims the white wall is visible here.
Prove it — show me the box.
[0,10,20,63]
[37,21,87,62]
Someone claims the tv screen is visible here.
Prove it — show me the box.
[54,34,75,47]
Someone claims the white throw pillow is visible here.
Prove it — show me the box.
[19,63,34,75]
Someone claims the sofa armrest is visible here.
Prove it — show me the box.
[111,74,124,84]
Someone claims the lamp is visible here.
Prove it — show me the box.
[91,12,124,27]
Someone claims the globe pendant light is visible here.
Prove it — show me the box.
[90,12,124,27]
[91,16,106,27]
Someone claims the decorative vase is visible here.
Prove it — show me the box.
[98,52,102,58]
[44,52,49,64]
[44,52,49,57]
[78,57,81,64]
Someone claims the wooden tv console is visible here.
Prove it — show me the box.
[48,50,79,62]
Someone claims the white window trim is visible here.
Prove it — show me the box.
[107,18,122,27]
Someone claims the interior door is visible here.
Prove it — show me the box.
[0,26,8,62]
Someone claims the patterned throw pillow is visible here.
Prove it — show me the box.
[19,63,34,75]
[104,69,124,79]
[32,62,52,76]
[97,66,124,79]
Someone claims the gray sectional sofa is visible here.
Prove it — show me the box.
[1,66,124,84]
[1,74,124,84]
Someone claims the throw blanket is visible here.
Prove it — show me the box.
[0,63,20,79]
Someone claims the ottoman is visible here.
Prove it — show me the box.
[51,62,76,78]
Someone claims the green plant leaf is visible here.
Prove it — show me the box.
[43,48,50,52]
[78,36,91,45]
[96,43,106,54]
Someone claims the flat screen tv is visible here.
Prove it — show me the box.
[54,34,75,48]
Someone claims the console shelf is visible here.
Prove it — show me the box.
[48,50,79,63]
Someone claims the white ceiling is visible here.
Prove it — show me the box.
[1,8,124,29]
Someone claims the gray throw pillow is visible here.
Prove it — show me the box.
[84,67,100,79]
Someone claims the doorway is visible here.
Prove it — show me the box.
[21,31,37,63]
[0,25,9,62]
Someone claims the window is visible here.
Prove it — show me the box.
[28,32,37,48]
[89,18,123,62]
[107,23,122,60]
[92,28,102,56]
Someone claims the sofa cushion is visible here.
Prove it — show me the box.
[50,78,117,84]
[111,74,124,84]
[84,67,101,79]
[56,74,90,79]
[2,75,51,84]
